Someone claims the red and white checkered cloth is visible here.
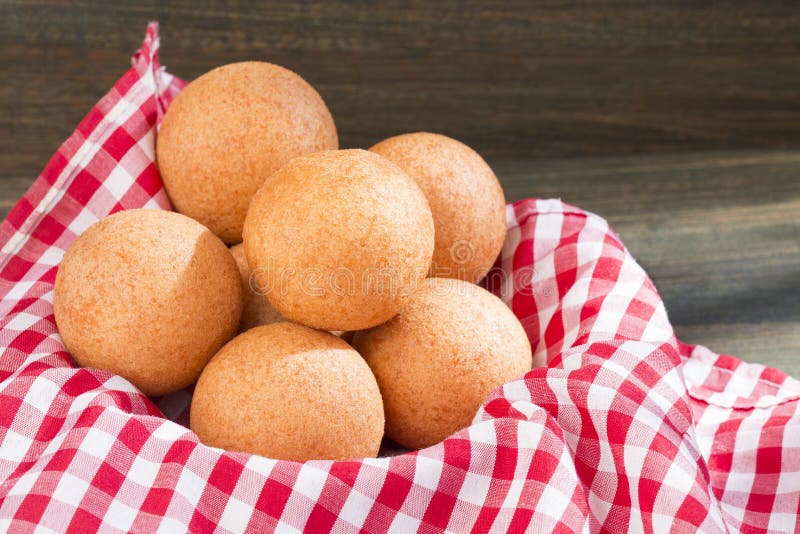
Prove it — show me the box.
[1,23,798,533]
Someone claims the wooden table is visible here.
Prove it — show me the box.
[1,151,798,376]
[2,1,799,376]
[497,151,800,377]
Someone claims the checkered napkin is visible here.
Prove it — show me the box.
[1,23,798,533]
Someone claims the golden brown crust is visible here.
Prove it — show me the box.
[243,149,435,331]
[190,322,385,461]
[353,278,531,449]
[370,132,506,283]
[229,243,284,331]
[157,61,338,244]
[53,209,243,396]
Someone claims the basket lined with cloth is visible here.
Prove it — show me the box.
[0,23,798,533]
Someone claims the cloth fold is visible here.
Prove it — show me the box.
[0,23,798,533]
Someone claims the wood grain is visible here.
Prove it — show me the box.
[1,2,798,375]
[495,150,800,377]
[3,0,800,186]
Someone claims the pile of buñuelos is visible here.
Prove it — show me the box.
[54,62,533,461]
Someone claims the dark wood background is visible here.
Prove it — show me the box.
[2,1,799,375]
